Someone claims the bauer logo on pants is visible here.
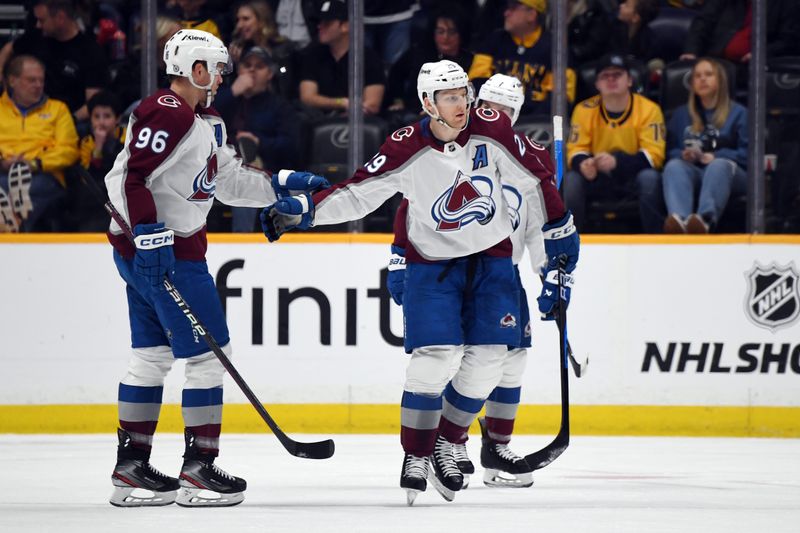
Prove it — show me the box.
[744,262,800,332]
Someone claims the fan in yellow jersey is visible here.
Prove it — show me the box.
[563,53,666,233]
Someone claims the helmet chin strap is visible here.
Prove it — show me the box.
[188,64,218,107]
[425,100,470,133]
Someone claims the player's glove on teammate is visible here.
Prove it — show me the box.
[133,222,175,290]
[386,245,406,305]
[260,193,314,242]
[271,170,330,199]
[537,210,579,320]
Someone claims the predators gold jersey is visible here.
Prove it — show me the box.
[567,93,666,170]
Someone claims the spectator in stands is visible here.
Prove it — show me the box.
[469,0,576,117]
[215,45,300,231]
[385,5,473,120]
[67,91,125,232]
[563,53,666,233]
[297,0,385,116]
[274,0,317,48]
[0,55,78,232]
[1,0,109,122]
[108,16,182,112]
[229,1,293,64]
[680,0,800,63]
[364,0,416,68]
[612,0,660,64]
[662,58,747,234]
[562,0,618,68]
[170,0,224,40]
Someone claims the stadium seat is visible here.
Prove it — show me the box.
[646,7,698,65]
[659,58,737,117]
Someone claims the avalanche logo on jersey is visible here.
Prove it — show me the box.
[188,151,218,202]
[431,171,496,232]
[502,184,522,232]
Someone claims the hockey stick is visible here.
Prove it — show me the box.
[566,340,589,378]
[525,258,570,470]
[524,116,571,469]
[79,168,334,460]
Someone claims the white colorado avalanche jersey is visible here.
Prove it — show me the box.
[312,107,564,262]
[105,89,277,260]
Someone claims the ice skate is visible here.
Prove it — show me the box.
[109,428,179,507]
[176,429,247,507]
[479,417,533,488]
[400,453,429,506]
[453,442,474,489]
[8,161,32,220]
[428,435,463,502]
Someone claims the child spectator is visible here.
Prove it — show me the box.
[67,91,125,232]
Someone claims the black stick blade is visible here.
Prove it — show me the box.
[525,433,569,470]
[287,438,336,460]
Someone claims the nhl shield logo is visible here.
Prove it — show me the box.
[744,262,800,332]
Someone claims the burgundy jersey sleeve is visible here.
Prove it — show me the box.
[472,108,565,222]
[392,198,409,249]
[311,124,424,225]
[123,90,195,227]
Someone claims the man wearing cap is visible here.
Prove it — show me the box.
[563,53,666,233]
[297,0,385,116]
[215,46,300,231]
[468,0,575,117]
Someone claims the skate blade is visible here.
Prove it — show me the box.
[405,488,421,506]
[175,487,244,507]
[109,486,176,507]
[483,468,534,488]
[461,474,470,490]
[427,468,457,502]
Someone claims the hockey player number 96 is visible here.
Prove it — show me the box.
[134,127,169,154]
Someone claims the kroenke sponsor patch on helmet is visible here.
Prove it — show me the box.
[744,262,800,332]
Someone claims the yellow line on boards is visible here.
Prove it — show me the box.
[1,404,797,438]
[0,233,799,245]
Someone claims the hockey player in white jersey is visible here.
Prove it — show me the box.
[388,74,553,490]
[105,29,328,508]
[261,61,579,505]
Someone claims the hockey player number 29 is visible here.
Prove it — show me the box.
[134,127,169,154]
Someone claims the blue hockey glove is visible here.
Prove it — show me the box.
[133,222,175,290]
[537,268,574,320]
[541,210,580,274]
[260,193,314,242]
[272,170,330,199]
[386,245,406,306]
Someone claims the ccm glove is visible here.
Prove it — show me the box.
[260,193,314,242]
[541,210,580,274]
[133,222,175,289]
[386,245,406,306]
[272,170,330,199]
[537,268,575,320]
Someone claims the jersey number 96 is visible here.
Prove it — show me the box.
[134,127,169,154]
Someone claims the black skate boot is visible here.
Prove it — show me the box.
[176,429,247,507]
[479,417,534,488]
[428,435,463,502]
[110,428,179,507]
[452,442,474,489]
[400,453,429,506]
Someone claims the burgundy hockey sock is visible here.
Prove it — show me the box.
[118,384,164,453]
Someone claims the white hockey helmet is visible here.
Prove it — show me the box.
[478,74,524,126]
[163,29,232,105]
[417,60,474,129]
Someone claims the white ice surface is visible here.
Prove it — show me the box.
[0,434,798,533]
